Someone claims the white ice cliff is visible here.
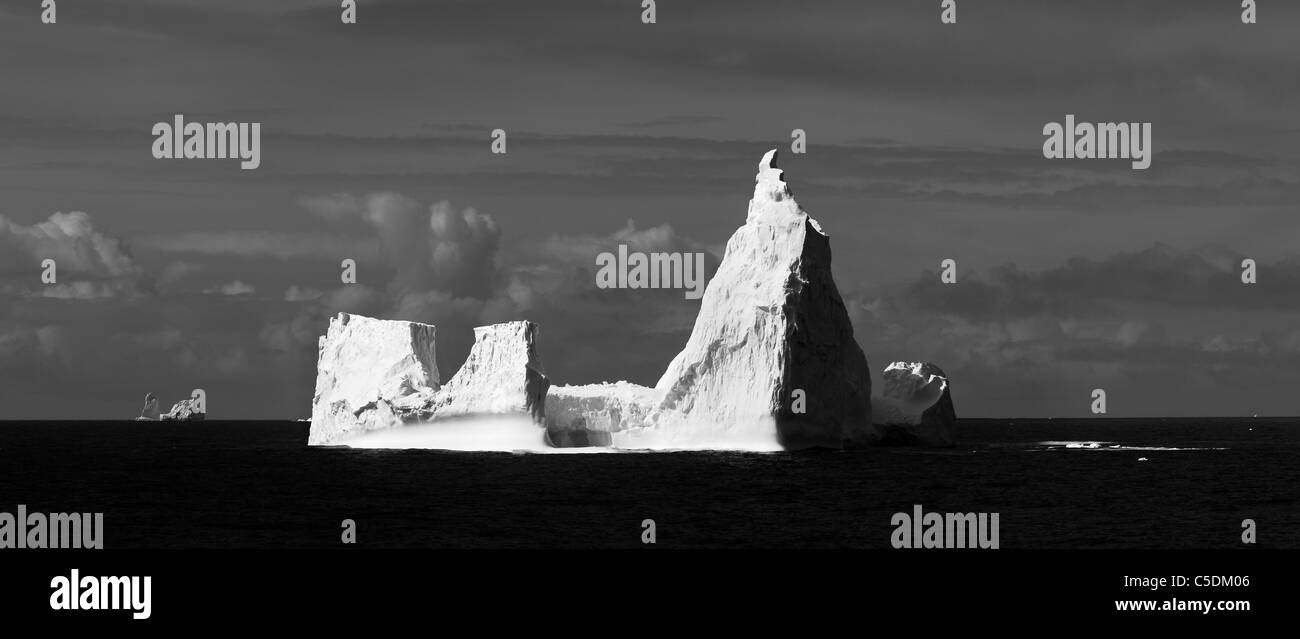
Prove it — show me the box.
[308,314,547,445]
[869,362,956,447]
[309,150,954,449]
[649,149,873,448]
[308,313,439,445]
[430,322,549,423]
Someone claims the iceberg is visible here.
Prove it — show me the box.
[650,149,872,448]
[162,397,205,421]
[544,150,872,449]
[544,382,657,448]
[307,150,956,450]
[429,322,549,423]
[136,393,160,421]
[136,391,206,422]
[308,314,547,445]
[869,362,956,447]
[308,313,440,445]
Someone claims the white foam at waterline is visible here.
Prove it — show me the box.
[343,415,604,453]
[1035,440,1227,451]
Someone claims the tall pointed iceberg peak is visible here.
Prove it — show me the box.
[649,149,872,448]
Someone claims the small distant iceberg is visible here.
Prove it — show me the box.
[135,393,160,421]
[135,390,206,421]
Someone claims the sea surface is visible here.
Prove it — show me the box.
[0,419,1296,549]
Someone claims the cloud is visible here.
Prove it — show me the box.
[284,285,323,302]
[262,192,719,388]
[40,280,140,300]
[209,280,256,296]
[136,231,379,262]
[262,193,515,371]
[0,211,140,277]
[157,261,204,290]
[0,297,275,419]
[901,243,1300,317]
[847,243,1300,417]
[0,211,148,298]
[299,193,502,298]
[532,218,716,266]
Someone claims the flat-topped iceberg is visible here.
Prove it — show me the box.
[308,314,547,445]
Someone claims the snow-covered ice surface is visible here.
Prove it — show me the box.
[309,150,880,451]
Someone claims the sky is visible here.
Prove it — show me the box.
[1,0,1298,419]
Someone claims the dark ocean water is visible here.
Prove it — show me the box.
[0,419,1296,549]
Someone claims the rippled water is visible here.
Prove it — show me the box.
[0,418,1295,548]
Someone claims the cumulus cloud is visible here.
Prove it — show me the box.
[299,193,502,298]
[0,211,139,276]
[0,211,147,298]
[264,194,508,353]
